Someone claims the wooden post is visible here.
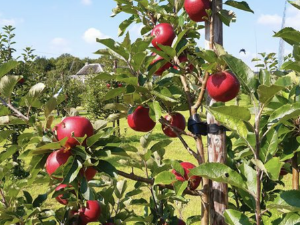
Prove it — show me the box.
[292,153,299,190]
[113,60,121,137]
[205,0,228,224]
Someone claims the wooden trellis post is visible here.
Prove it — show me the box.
[205,0,228,224]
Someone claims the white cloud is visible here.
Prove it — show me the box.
[81,0,92,5]
[82,28,108,44]
[0,15,24,26]
[50,38,72,54]
[286,7,300,30]
[257,14,282,27]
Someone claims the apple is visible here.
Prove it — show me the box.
[118,83,122,87]
[80,167,97,181]
[79,200,101,224]
[172,162,201,190]
[162,113,186,138]
[184,0,210,22]
[55,184,74,205]
[174,55,194,72]
[151,23,176,50]
[103,223,115,225]
[127,106,156,132]
[55,116,94,148]
[150,53,172,76]
[46,149,71,178]
[206,71,240,102]
[106,83,111,89]
[163,219,186,225]
[18,78,25,84]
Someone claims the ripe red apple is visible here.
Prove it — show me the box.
[151,23,176,50]
[55,184,74,205]
[18,78,25,84]
[127,106,156,132]
[184,0,210,22]
[163,219,186,225]
[162,113,186,138]
[55,116,94,148]
[206,71,240,102]
[106,83,111,89]
[150,53,172,76]
[79,200,101,224]
[118,83,122,87]
[172,162,201,190]
[46,149,71,177]
[80,167,97,181]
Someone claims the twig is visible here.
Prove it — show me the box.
[116,170,203,196]
[0,96,29,121]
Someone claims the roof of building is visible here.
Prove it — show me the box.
[76,63,104,75]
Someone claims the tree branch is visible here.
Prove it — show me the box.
[0,96,29,121]
[116,170,203,196]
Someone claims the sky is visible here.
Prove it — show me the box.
[0,0,298,69]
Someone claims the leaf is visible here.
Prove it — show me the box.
[269,102,300,125]
[265,157,283,180]
[26,83,45,107]
[0,145,18,163]
[257,85,285,104]
[115,180,127,199]
[260,129,279,162]
[281,61,300,72]
[238,163,257,196]
[132,52,147,72]
[154,171,177,185]
[274,27,300,45]
[96,160,117,177]
[103,103,128,111]
[217,9,236,26]
[206,105,251,139]
[190,163,248,192]
[224,209,252,225]
[293,44,300,61]
[268,190,300,212]
[279,212,300,225]
[44,97,57,118]
[33,193,48,207]
[289,0,300,10]
[149,100,162,123]
[0,116,27,125]
[97,38,129,60]
[0,75,19,99]
[151,90,177,103]
[80,178,94,200]
[224,1,254,13]
[62,159,82,184]
[118,15,134,36]
[93,120,108,131]
[103,87,126,100]
[173,181,188,196]
[0,61,18,79]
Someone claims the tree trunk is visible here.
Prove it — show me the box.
[205,0,227,224]
[292,153,299,190]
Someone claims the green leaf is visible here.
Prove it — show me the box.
[224,1,254,13]
[217,9,236,26]
[103,87,126,100]
[172,161,185,177]
[274,27,300,45]
[220,51,258,94]
[0,61,18,79]
[293,44,300,61]
[44,97,57,118]
[281,61,300,72]
[62,159,82,184]
[279,212,300,225]
[118,16,134,37]
[132,52,147,72]
[269,102,300,125]
[238,163,257,196]
[260,129,279,162]
[0,116,27,125]
[190,163,248,192]
[224,209,252,225]
[289,0,300,10]
[103,103,128,111]
[96,160,117,177]
[265,157,283,180]
[26,83,46,107]
[151,90,177,103]
[80,178,94,200]
[97,38,129,60]
[154,171,177,185]
[257,85,285,104]
[173,181,188,196]
[0,145,18,163]
[149,100,162,123]
[268,190,300,212]
[0,75,19,99]
[206,105,251,139]
[33,193,48,207]
[115,180,127,199]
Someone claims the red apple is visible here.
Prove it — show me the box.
[176,55,194,72]
[80,167,97,181]
[46,149,71,178]
[184,0,210,22]
[127,106,156,132]
[55,116,94,148]
[163,219,186,225]
[151,23,176,50]
[79,200,101,224]
[18,78,25,84]
[172,162,201,190]
[106,83,111,89]
[55,184,74,205]
[118,83,122,87]
[150,53,172,76]
[103,223,115,225]
[206,71,240,102]
[162,113,186,138]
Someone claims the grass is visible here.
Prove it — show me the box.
[0,94,294,224]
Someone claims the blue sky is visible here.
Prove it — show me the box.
[0,0,298,69]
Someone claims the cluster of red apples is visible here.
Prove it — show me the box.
[47,116,101,224]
